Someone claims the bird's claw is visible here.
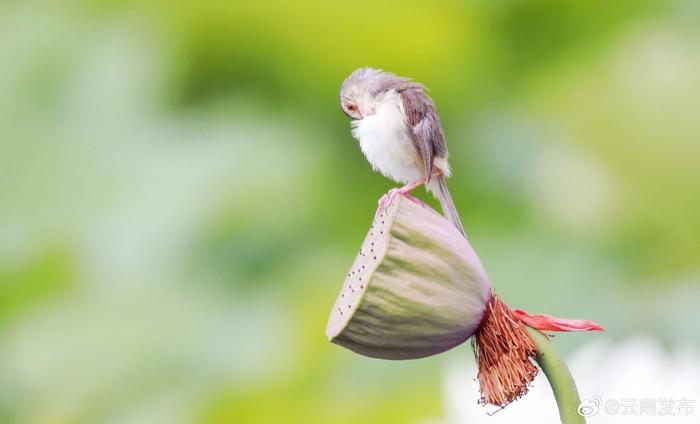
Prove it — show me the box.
[376,189,399,217]
[375,188,426,218]
[402,192,427,207]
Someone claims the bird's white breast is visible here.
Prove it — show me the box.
[351,91,422,185]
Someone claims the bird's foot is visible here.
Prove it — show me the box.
[375,182,427,217]
[401,192,427,207]
[376,188,401,217]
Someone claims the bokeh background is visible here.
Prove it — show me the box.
[1,1,699,423]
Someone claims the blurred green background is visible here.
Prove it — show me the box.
[1,0,699,423]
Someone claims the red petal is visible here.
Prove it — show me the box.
[514,309,604,332]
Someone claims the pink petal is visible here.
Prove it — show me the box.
[514,309,604,332]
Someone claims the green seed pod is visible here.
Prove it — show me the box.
[326,195,492,359]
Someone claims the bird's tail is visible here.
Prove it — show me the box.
[428,174,465,236]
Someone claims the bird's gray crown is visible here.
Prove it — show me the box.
[340,67,411,98]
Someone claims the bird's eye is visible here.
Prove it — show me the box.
[347,104,356,112]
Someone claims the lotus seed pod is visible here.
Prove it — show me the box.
[327,193,605,409]
[325,195,492,360]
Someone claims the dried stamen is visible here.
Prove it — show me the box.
[473,295,539,407]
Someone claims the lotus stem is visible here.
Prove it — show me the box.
[526,326,584,424]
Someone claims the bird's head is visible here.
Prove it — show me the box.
[339,67,407,120]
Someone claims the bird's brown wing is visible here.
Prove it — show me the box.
[399,84,464,235]
[399,85,447,183]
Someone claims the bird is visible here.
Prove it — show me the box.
[339,67,465,236]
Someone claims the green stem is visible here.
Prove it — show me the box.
[526,327,585,424]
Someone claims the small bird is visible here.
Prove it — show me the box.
[339,67,465,235]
